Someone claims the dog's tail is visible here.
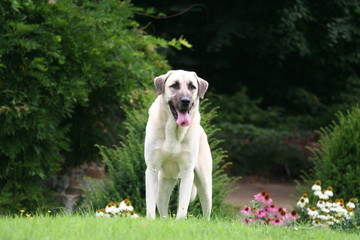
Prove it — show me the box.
[190,184,197,202]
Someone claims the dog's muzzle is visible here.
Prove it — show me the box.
[169,97,193,127]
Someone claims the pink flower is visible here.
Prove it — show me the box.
[241,190,300,226]
[265,218,272,225]
[254,191,273,205]
[261,194,273,205]
[277,207,287,213]
[243,218,254,224]
[264,204,277,214]
[255,209,267,219]
[241,206,252,215]
[254,191,272,205]
[276,207,287,219]
[254,191,267,202]
[271,218,284,226]
[286,210,300,221]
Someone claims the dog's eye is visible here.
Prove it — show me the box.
[188,83,196,90]
[170,82,180,90]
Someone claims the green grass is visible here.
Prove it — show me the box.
[0,215,358,240]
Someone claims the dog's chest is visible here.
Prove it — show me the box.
[158,140,195,178]
[156,124,198,166]
[160,129,192,156]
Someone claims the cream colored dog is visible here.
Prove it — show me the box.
[144,70,212,219]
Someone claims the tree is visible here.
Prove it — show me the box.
[135,1,360,178]
[0,0,170,212]
[136,0,360,124]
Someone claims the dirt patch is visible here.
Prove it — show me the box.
[225,176,300,209]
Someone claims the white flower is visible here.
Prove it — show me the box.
[312,219,325,227]
[96,199,138,218]
[321,206,330,213]
[314,190,322,196]
[340,207,348,214]
[119,199,134,213]
[105,203,116,214]
[346,202,355,209]
[113,203,122,214]
[330,206,339,212]
[319,193,329,200]
[312,180,322,191]
[95,210,105,217]
[324,190,333,197]
[324,187,333,197]
[335,207,347,217]
[343,211,352,220]
[317,200,325,209]
[327,218,335,225]
[307,207,319,218]
[325,200,333,208]
[346,198,356,209]
[297,197,308,208]
[119,201,128,212]
[126,205,134,212]
[312,185,321,191]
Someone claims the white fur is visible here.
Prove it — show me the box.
[144,70,212,219]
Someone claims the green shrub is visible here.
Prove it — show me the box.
[0,0,171,213]
[301,107,360,201]
[83,91,236,217]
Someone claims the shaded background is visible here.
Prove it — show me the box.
[135,0,360,179]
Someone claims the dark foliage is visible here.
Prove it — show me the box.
[137,1,360,115]
[0,0,169,212]
[135,1,360,178]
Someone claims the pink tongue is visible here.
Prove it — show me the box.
[176,111,191,127]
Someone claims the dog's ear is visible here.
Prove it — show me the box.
[194,73,209,99]
[154,71,173,95]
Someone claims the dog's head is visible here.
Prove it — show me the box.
[154,70,209,127]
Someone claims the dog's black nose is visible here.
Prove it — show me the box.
[181,97,190,106]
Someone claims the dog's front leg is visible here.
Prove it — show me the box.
[146,167,159,219]
[176,170,195,219]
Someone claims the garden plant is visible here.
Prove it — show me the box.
[297,180,359,230]
[240,191,299,226]
[0,0,188,213]
[301,107,360,201]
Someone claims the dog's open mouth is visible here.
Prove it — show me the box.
[169,102,191,127]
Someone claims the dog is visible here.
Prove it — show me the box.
[144,70,212,219]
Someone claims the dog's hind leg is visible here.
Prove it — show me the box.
[157,174,177,218]
[194,129,213,219]
[194,171,212,219]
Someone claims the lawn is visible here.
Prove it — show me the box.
[0,215,358,240]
